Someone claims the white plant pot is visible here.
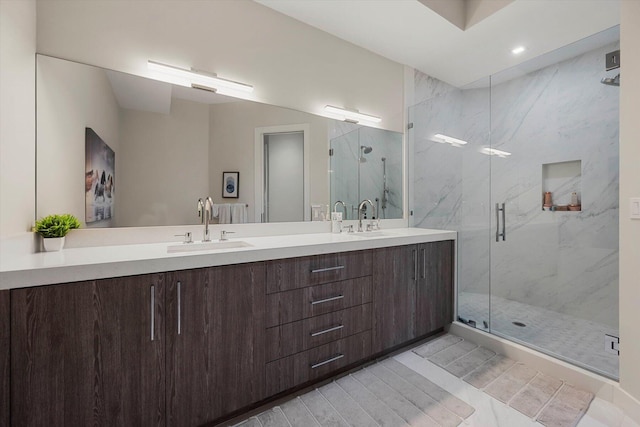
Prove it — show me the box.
[43,236,65,252]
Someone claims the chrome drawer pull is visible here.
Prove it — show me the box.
[311,295,344,305]
[310,265,345,273]
[310,324,344,337]
[177,281,182,335]
[310,353,344,369]
[150,285,155,341]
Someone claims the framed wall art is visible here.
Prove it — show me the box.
[222,171,239,198]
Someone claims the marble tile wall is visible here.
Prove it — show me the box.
[411,43,620,331]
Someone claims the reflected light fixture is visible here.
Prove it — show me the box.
[147,60,253,93]
[480,147,512,158]
[324,105,382,124]
[511,46,526,55]
[433,133,468,146]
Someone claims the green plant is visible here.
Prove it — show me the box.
[33,214,81,238]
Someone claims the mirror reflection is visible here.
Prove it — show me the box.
[36,54,403,227]
[330,125,403,220]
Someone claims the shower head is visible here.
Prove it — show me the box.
[361,145,373,154]
[601,73,620,86]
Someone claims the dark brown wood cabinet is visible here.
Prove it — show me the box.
[0,290,9,427]
[165,263,266,427]
[11,274,166,426]
[264,251,373,397]
[7,240,453,426]
[416,240,454,336]
[372,244,417,353]
[373,241,454,354]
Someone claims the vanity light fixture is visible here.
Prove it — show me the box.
[511,46,526,55]
[147,60,253,93]
[433,133,468,146]
[480,147,512,158]
[324,105,382,124]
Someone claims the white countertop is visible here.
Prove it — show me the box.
[0,228,456,290]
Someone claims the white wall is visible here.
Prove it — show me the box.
[0,0,36,238]
[209,101,329,223]
[37,55,120,227]
[118,98,210,227]
[35,0,404,133]
[619,0,640,403]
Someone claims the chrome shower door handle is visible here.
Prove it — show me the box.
[496,203,500,242]
[501,203,506,241]
[496,203,506,242]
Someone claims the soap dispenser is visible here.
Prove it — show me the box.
[331,211,343,233]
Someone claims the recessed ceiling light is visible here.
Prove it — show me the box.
[511,46,526,55]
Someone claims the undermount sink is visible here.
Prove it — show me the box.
[349,231,395,238]
[167,240,252,253]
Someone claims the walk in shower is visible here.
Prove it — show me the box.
[409,26,620,379]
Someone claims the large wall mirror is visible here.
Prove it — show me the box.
[36,54,403,227]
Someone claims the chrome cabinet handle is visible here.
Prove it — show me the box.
[421,248,426,279]
[150,285,155,341]
[413,249,417,280]
[177,281,181,335]
[310,324,344,337]
[310,265,345,274]
[310,353,344,369]
[311,295,344,305]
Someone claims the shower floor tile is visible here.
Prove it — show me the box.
[458,292,619,378]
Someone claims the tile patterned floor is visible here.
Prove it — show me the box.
[414,334,595,426]
[232,337,638,427]
[458,292,619,378]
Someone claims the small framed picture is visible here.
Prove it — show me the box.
[222,171,239,198]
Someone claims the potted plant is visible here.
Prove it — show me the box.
[33,214,81,251]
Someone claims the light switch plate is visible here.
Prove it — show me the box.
[631,198,640,219]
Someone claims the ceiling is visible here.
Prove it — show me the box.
[255,0,620,88]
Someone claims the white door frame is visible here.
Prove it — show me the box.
[254,124,310,222]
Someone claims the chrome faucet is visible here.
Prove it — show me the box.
[333,200,347,219]
[197,198,205,223]
[357,199,376,232]
[203,197,214,242]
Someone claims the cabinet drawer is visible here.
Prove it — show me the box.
[265,331,371,396]
[266,250,372,293]
[266,304,372,362]
[266,276,372,327]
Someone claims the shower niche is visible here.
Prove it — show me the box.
[542,160,582,211]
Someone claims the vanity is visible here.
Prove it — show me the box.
[1,228,455,426]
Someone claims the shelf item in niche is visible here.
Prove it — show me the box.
[568,205,582,211]
[543,192,553,208]
[553,205,569,211]
[570,192,580,207]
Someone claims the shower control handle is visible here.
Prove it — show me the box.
[496,203,506,242]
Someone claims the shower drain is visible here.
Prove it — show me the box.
[512,321,527,327]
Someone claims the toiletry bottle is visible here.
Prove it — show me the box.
[331,212,343,233]
[570,192,578,206]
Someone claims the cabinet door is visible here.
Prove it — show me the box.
[0,290,9,427]
[166,263,266,426]
[11,275,165,427]
[372,245,418,354]
[416,240,454,336]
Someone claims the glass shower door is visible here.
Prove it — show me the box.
[408,77,492,332]
[488,28,620,379]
